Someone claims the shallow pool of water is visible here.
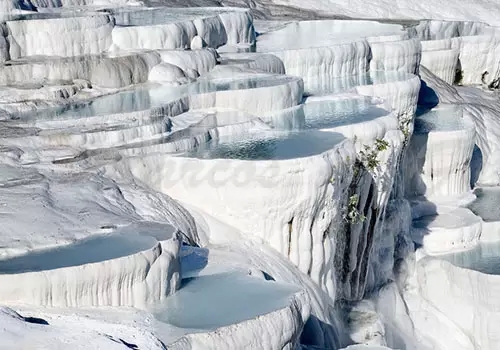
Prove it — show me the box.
[467,187,500,222]
[19,76,295,121]
[414,105,465,133]
[182,129,345,160]
[266,96,389,131]
[0,228,160,274]
[440,241,500,275]
[303,97,389,129]
[153,271,298,329]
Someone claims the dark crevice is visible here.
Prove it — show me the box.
[287,217,294,258]
[23,316,49,325]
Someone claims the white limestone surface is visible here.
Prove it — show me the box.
[341,346,392,350]
[176,239,342,349]
[189,75,304,115]
[6,14,114,59]
[0,167,196,309]
[0,23,9,62]
[452,35,500,85]
[467,187,500,242]
[0,51,161,87]
[420,39,452,52]
[261,40,371,89]
[158,48,218,76]
[148,62,191,85]
[413,20,487,40]
[91,51,162,88]
[265,0,500,25]
[301,95,400,144]
[416,256,500,349]
[111,8,255,51]
[167,295,306,350]
[0,223,182,309]
[219,52,286,74]
[369,38,421,74]
[1,4,500,350]
[420,49,459,84]
[411,207,482,254]
[405,105,476,198]
[0,306,166,350]
[419,67,500,185]
[256,20,406,52]
[355,72,421,128]
[105,131,356,301]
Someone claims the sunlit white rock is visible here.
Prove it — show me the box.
[411,207,482,254]
[452,35,500,85]
[158,48,218,75]
[6,15,113,59]
[405,105,476,198]
[419,67,500,185]
[416,256,500,349]
[148,62,191,85]
[369,39,421,74]
[420,49,459,84]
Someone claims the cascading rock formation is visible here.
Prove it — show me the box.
[0,1,500,349]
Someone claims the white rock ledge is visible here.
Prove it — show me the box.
[0,222,182,309]
[411,207,482,254]
[105,132,356,299]
[6,14,114,59]
[405,104,476,198]
[417,256,500,349]
[111,7,255,51]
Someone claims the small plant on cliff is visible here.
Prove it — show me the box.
[344,194,366,224]
[358,138,389,172]
[400,119,412,141]
[342,138,388,225]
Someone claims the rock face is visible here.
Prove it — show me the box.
[0,171,186,308]
[405,105,476,198]
[6,15,114,58]
[0,228,182,308]
[0,3,499,350]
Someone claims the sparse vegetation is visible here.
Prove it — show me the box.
[358,138,389,172]
[342,138,388,224]
[344,193,366,224]
[400,119,412,141]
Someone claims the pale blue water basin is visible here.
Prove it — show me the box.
[414,105,465,133]
[467,187,500,222]
[16,76,296,121]
[0,222,174,274]
[153,271,299,330]
[181,129,345,160]
[303,97,388,129]
[440,241,500,275]
[266,96,389,131]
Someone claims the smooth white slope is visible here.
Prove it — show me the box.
[267,0,500,25]
[0,306,166,350]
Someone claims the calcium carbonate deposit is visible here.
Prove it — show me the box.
[0,0,500,349]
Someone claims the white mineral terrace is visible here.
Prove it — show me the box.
[0,3,500,350]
